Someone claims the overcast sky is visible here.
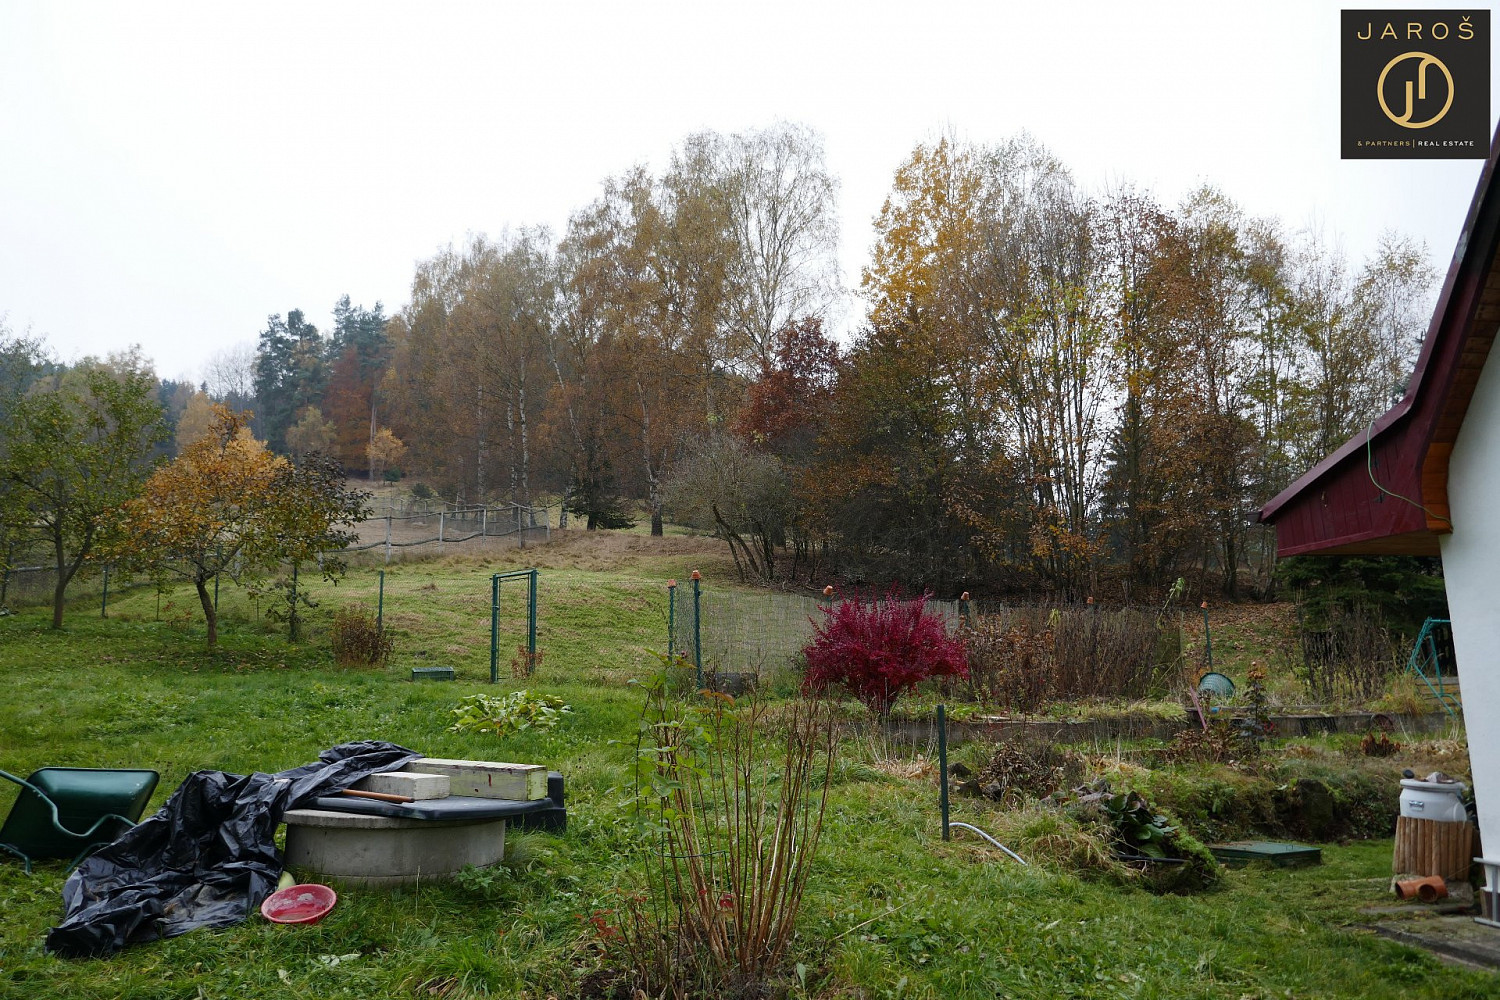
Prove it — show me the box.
[1,1,1496,383]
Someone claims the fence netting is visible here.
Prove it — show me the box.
[672,589,967,677]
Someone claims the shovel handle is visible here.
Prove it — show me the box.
[337,788,415,804]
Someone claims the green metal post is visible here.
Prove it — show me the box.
[490,574,500,684]
[101,566,109,618]
[289,562,299,642]
[667,580,677,659]
[377,569,385,635]
[1201,602,1212,671]
[692,570,703,689]
[213,572,219,613]
[528,569,538,658]
[938,704,950,840]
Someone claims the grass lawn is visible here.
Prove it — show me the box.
[1,534,1496,999]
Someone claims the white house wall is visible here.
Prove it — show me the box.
[1440,347,1500,862]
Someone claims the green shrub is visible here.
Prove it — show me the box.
[1065,780,1221,894]
[448,690,571,736]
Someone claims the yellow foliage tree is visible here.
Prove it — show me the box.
[115,405,369,648]
[366,427,406,481]
[285,405,336,459]
[174,391,217,453]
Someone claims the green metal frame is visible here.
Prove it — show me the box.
[490,569,539,683]
[0,767,158,874]
[1406,617,1460,720]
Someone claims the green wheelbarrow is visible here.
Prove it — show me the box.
[0,767,159,874]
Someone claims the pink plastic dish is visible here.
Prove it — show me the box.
[260,883,337,925]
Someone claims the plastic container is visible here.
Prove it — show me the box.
[1196,672,1236,700]
[1399,778,1467,822]
[260,883,337,925]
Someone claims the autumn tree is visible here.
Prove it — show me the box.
[664,433,792,581]
[1,351,167,626]
[174,390,218,453]
[814,318,999,592]
[1356,231,1437,407]
[0,326,49,601]
[861,134,1114,595]
[729,316,840,577]
[285,405,337,459]
[323,296,390,474]
[1167,188,1272,597]
[733,316,839,460]
[386,234,554,506]
[114,406,369,649]
[366,427,406,480]
[549,214,636,529]
[1095,188,1200,593]
[555,164,726,534]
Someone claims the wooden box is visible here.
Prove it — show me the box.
[1393,816,1473,881]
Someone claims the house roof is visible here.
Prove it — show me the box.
[1259,126,1500,557]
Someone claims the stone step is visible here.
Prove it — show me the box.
[352,770,451,800]
[401,757,548,800]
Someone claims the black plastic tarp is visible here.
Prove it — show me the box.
[46,740,421,958]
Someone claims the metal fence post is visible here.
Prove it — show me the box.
[385,513,392,564]
[667,579,677,659]
[1201,601,1212,671]
[822,584,834,609]
[491,574,500,684]
[377,569,385,636]
[959,591,970,628]
[527,568,537,658]
[938,703,950,840]
[101,565,109,618]
[692,569,703,689]
[289,562,299,642]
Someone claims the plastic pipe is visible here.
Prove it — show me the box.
[948,822,1027,865]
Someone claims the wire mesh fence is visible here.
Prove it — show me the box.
[0,562,171,613]
[671,585,967,679]
[667,582,1184,705]
[350,503,551,562]
[0,505,552,612]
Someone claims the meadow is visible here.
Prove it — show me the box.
[0,533,1493,999]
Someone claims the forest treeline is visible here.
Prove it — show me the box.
[4,125,1441,600]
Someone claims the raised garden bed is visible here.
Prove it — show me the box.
[878,710,1454,746]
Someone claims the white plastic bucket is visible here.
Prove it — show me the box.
[1399,778,1468,822]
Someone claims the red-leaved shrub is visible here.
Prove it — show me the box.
[801,592,967,717]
